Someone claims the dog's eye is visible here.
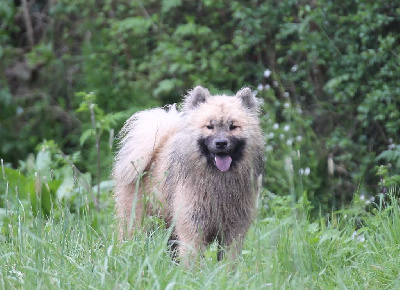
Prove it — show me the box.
[229,125,238,130]
[207,125,214,130]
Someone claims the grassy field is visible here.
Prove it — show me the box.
[1,178,400,290]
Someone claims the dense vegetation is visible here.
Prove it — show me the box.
[0,0,399,288]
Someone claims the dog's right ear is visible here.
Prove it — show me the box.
[236,87,259,112]
[184,86,210,110]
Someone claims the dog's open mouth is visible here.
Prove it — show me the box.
[214,154,232,172]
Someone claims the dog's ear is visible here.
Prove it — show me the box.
[236,87,258,112]
[184,86,210,110]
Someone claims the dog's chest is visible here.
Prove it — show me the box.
[190,180,253,229]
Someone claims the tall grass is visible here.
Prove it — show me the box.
[1,165,400,289]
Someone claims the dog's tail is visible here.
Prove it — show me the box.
[112,104,180,187]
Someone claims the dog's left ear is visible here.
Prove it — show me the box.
[236,87,258,112]
[184,86,210,110]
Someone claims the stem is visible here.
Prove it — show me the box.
[21,0,35,47]
[57,148,99,210]
[89,102,101,210]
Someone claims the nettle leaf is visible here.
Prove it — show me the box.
[324,74,351,94]
[26,42,53,68]
[162,0,181,13]
[376,148,400,164]
[76,102,89,113]
[1,168,28,200]
[111,17,153,36]
[35,150,51,172]
[56,167,75,200]
[91,180,114,193]
[173,23,212,38]
[80,129,95,146]
[25,175,57,216]
[102,112,127,129]
[71,151,82,163]
[153,79,182,97]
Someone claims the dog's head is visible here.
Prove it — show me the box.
[183,86,260,172]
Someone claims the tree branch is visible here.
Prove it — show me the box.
[21,0,35,48]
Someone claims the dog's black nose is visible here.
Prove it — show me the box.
[215,139,228,149]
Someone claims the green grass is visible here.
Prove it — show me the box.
[1,188,400,289]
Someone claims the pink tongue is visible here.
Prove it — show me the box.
[215,155,232,172]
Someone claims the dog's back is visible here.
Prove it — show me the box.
[112,105,180,236]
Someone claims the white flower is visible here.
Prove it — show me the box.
[284,103,290,109]
[273,123,279,130]
[9,268,24,283]
[257,84,264,91]
[360,195,365,200]
[351,231,365,242]
[279,134,284,140]
[284,92,289,98]
[291,65,298,72]
[264,84,270,90]
[267,132,274,139]
[296,135,302,142]
[273,81,279,87]
[266,145,273,152]
[264,69,271,78]
[286,139,293,146]
[16,106,24,115]
[299,167,310,175]
[283,125,290,132]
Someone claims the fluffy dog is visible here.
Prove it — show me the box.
[113,86,264,261]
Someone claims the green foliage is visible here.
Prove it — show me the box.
[377,146,400,172]
[74,91,127,180]
[376,164,400,190]
[1,0,399,214]
[273,1,400,200]
[1,2,400,286]
[1,168,400,288]
[0,150,62,218]
[258,84,323,210]
[0,138,114,236]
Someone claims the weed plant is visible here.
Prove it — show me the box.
[1,157,399,289]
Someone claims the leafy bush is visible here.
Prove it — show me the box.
[273,1,400,201]
[1,0,399,212]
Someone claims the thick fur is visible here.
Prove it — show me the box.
[113,86,264,261]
